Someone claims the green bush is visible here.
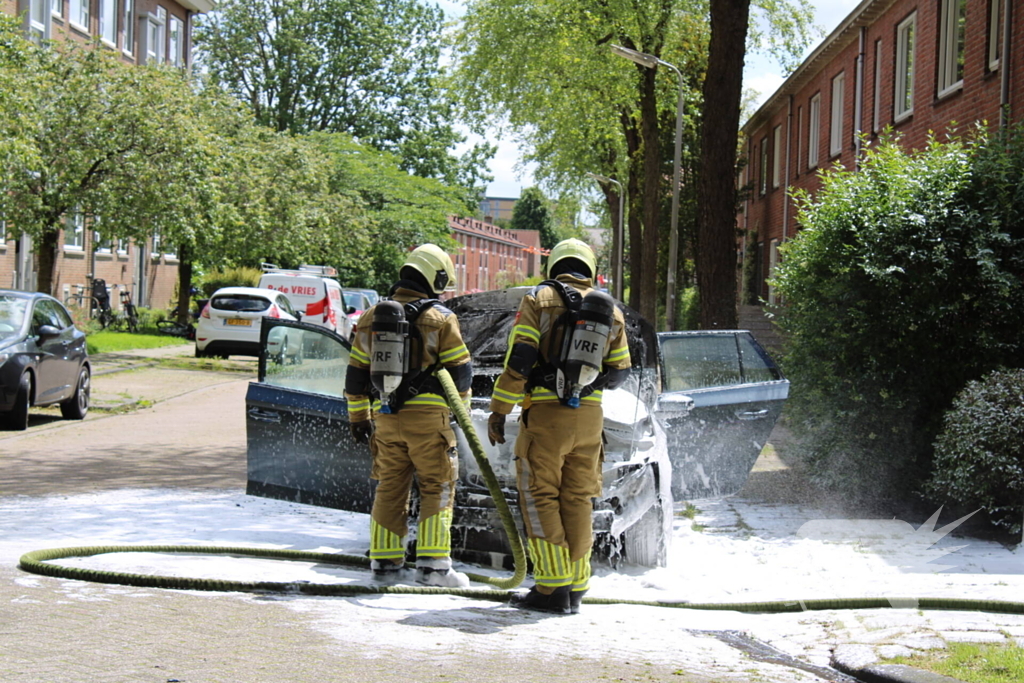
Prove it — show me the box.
[199,266,262,296]
[927,369,1024,535]
[772,132,1024,501]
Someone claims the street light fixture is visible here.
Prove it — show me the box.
[586,172,624,302]
[612,44,685,331]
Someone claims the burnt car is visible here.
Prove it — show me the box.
[244,288,788,568]
[0,290,91,430]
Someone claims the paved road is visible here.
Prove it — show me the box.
[4,352,825,683]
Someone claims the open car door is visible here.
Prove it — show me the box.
[245,319,373,511]
[655,331,789,501]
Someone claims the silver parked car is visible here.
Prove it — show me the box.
[243,288,788,568]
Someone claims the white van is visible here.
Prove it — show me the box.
[258,265,353,340]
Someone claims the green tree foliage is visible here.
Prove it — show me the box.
[194,0,494,193]
[0,36,214,296]
[509,187,555,249]
[773,133,1024,502]
[450,0,815,324]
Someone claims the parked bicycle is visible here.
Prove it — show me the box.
[64,278,138,332]
[156,304,196,340]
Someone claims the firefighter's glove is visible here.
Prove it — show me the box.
[350,419,374,445]
[487,412,506,446]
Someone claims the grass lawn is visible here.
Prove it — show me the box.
[886,641,1024,683]
[86,330,189,355]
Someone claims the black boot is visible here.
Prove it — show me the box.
[569,589,586,614]
[510,585,571,614]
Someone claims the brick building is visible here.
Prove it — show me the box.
[448,216,544,295]
[1,0,213,310]
[741,0,1021,305]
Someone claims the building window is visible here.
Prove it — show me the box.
[28,0,48,41]
[123,0,135,54]
[989,0,1002,72]
[169,16,184,66]
[772,125,782,189]
[830,72,844,157]
[94,231,112,254]
[99,0,116,45]
[808,94,820,169]
[872,40,882,133]
[938,0,966,97]
[759,137,768,196]
[796,106,803,175]
[51,0,62,17]
[145,7,167,64]
[117,237,129,255]
[65,212,84,250]
[69,0,88,31]
[895,13,916,121]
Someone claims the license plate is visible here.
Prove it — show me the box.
[226,318,251,326]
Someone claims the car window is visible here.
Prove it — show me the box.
[737,334,780,383]
[31,301,56,334]
[263,323,350,398]
[212,294,271,313]
[41,300,73,329]
[343,291,367,310]
[275,294,296,317]
[661,333,781,391]
[661,335,742,391]
[0,296,28,339]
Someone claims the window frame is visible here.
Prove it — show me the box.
[759,136,768,196]
[988,0,1002,72]
[51,0,62,18]
[169,15,184,67]
[937,0,966,98]
[808,94,820,170]
[772,124,782,189]
[895,12,916,122]
[98,0,116,46]
[872,39,883,133]
[830,71,845,158]
[122,0,135,56]
[28,0,48,41]
[64,211,85,251]
[68,0,88,32]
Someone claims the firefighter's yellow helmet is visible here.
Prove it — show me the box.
[403,243,456,294]
[548,238,597,279]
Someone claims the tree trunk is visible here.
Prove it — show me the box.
[36,228,60,296]
[638,67,662,325]
[622,108,643,313]
[697,0,749,329]
[176,243,194,324]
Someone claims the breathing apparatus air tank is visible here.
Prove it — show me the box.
[558,289,616,408]
[370,300,409,414]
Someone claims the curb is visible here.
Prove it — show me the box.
[832,645,967,683]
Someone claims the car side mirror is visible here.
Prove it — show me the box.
[294,311,303,321]
[37,324,61,340]
[345,306,356,315]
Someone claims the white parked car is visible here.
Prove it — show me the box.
[195,287,300,361]
[258,265,353,341]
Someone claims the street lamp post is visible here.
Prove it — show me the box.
[586,172,624,302]
[611,44,685,330]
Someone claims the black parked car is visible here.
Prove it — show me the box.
[0,290,91,430]
[244,288,789,568]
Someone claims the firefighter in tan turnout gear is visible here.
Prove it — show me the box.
[344,244,473,587]
[487,238,631,614]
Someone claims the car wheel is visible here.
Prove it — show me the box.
[272,336,288,365]
[60,365,91,420]
[195,346,206,358]
[5,373,32,431]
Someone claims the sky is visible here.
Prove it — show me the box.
[444,0,863,198]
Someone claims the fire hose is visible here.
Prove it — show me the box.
[17,369,1024,616]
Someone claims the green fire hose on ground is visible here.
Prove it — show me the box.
[17,368,1024,617]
